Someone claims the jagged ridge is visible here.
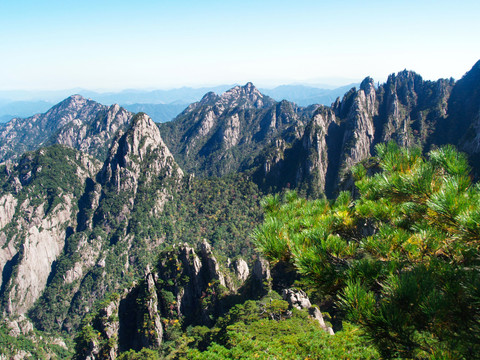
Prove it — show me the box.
[0,95,133,163]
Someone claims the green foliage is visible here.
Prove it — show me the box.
[160,173,263,259]
[117,348,160,360]
[253,190,356,296]
[182,294,377,359]
[0,319,73,359]
[11,145,90,211]
[254,142,480,358]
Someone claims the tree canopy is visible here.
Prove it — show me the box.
[254,142,480,359]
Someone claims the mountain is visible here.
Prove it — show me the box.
[0,61,480,359]
[0,84,357,126]
[249,72,456,196]
[0,100,55,123]
[260,83,359,106]
[159,82,318,177]
[0,109,263,347]
[0,113,190,338]
[158,74,458,196]
[0,95,133,163]
[122,102,188,123]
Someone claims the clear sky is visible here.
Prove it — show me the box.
[0,0,478,90]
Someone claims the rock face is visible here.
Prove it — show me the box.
[96,113,183,229]
[0,146,101,315]
[282,288,334,334]
[0,95,133,163]
[77,242,241,359]
[253,71,456,196]
[434,60,480,165]
[282,288,312,309]
[156,242,235,327]
[232,258,249,282]
[0,111,185,334]
[250,257,272,296]
[159,83,317,177]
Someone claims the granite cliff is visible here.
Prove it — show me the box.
[0,113,184,337]
[159,82,317,177]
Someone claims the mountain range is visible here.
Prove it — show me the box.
[0,60,479,359]
[0,84,357,124]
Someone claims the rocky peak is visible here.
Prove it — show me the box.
[219,82,275,109]
[282,288,334,334]
[0,95,133,163]
[42,94,104,122]
[200,239,226,287]
[55,94,88,108]
[385,70,424,105]
[126,113,166,161]
[198,91,221,106]
[360,77,375,94]
[100,113,182,190]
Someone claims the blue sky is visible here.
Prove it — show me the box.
[1,0,478,90]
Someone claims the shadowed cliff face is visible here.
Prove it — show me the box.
[253,70,457,197]
[434,60,480,169]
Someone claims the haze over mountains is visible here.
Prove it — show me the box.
[0,60,479,358]
[0,83,357,124]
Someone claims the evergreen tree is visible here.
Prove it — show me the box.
[254,142,480,358]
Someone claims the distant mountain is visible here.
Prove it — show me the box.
[0,84,356,124]
[0,100,55,123]
[80,85,236,105]
[260,84,359,106]
[123,102,188,123]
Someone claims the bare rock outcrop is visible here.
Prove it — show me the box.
[232,258,249,282]
[282,288,334,335]
[0,148,100,316]
[251,257,272,296]
[0,194,17,230]
[157,242,234,327]
[200,239,226,287]
[99,113,182,193]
